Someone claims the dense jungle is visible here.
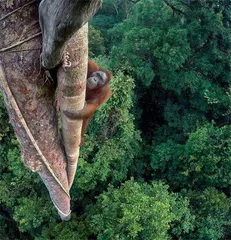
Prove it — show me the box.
[1,0,231,239]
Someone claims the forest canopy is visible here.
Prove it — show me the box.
[1,0,231,239]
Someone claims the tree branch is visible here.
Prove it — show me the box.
[163,0,185,15]
[177,33,213,71]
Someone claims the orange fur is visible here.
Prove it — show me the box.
[87,59,99,77]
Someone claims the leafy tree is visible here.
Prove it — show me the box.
[152,123,231,189]
[38,214,89,240]
[90,0,137,52]
[109,0,231,138]
[13,197,56,233]
[88,26,106,57]
[87,179,193,239]
[188,188,231,240]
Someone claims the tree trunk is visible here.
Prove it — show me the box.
[0,0,89,221]
[57,24,88,188]
[39,0,102,69]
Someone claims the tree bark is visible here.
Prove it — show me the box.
[0,0,90,221]
[39,0,102,69]
[57,24,88,188]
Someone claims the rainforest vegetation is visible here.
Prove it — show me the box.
[1,0,231,239]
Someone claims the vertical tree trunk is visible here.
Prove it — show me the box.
[58,24,88,188]
[0,0,89,221]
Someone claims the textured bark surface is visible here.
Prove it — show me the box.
[0,0,92,221]
[0,1,71,219]
[39,0,102,69]
[58,24,88,188]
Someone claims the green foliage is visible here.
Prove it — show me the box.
[87,179,193,239]
[110,0,231,134]
[88,26,106,57]
[13,197,55,233]
[188,188,231,240]
[38,214,89,240]
[152,123,231,189]
[0,92,13,143]
[90,0,136,53]
[185,123,231,188]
